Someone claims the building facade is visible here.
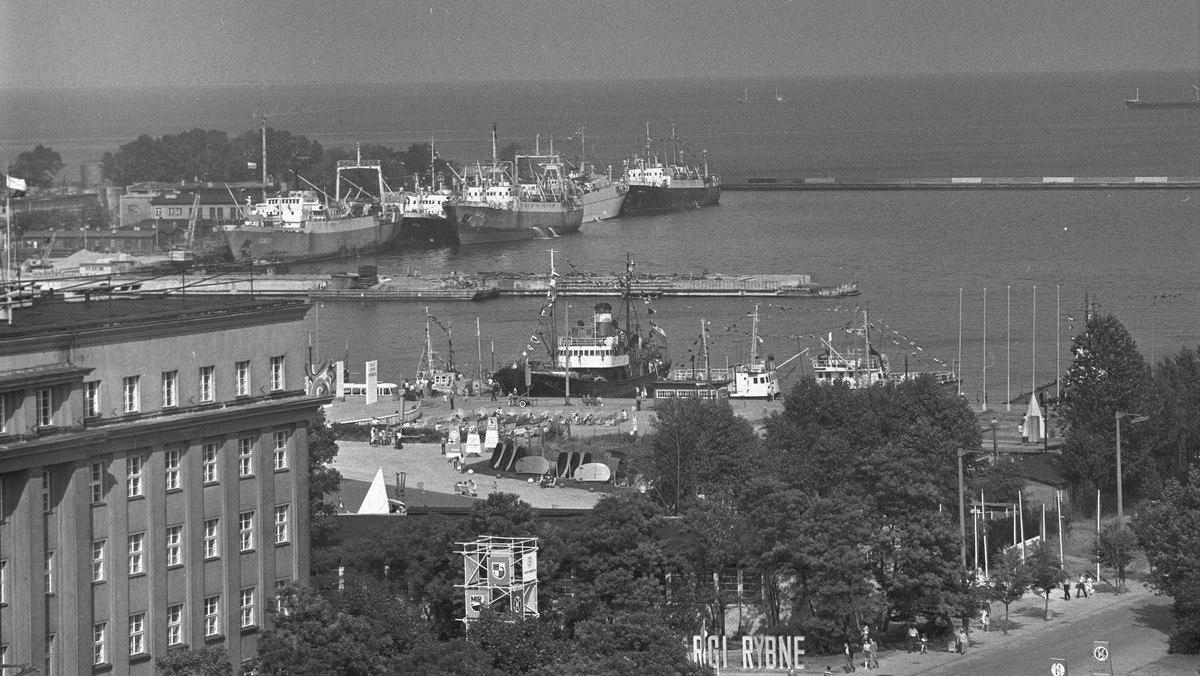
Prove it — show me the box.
[0,295,325,674]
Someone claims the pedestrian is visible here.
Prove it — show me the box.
[490,382,499,401]
[862,639,870,670]
[449,392,455,410]
[1085,574,1094,597]
[1063,578,1072,601]
[920,634,928,654]
[957,629,968,655]
[980,608,989,633]
[907,623,919,652]
[843,642,856,673]
[869,638,878,669]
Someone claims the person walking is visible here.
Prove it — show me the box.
[843,642,856,673]
[920,634,928,654]
[1063,578,1073,601]
[868,638,879,669]
[907,623,919,652]
[1085,575,1094,598]
[957,629,968,655]
[862,639,870,670]
[980,608,990,633]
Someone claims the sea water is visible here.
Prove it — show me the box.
[3,71,1197,403]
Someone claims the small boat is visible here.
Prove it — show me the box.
[775,87,787,103]
[737,88,749,104]
[491,252,671,399]
[443,126,584,245]
[1124,86,1200,109]
[620,124,721,216]
[223,145,402,263]
[812,311,957,389]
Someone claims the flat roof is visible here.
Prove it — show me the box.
[0,294,309,340]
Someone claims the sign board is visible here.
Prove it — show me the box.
[521,551,538,582]
[1050,657,1068,676]
[465,432,482,457]
[689,634,805,671]
[1092,641,1113,676]
[365,360,378,404]
[335,360,345,399]
[484,416,500,448]
[489,551,512,586]
[464,589,490,618]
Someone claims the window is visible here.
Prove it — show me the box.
[275,577,291,615]
[126,455,144,498]
[274,504,289,544]
[129,612,146,655]
[128,532,144,576]
[123,375,140,413]
[85,381,101,418]
[167,525,183,567]
[90,462,104,503]
[204,518,220,559]
[42,469,51,513]
[200,365,215,402]
[1,559,6,604]
[235,360,250,396]
[238,437,254,477]
[45,633,54,676]
[167,603,184,645]
[93,622,107,665]
[204,595,221,637]
[162,370,178,408]
[239,511,255,551]
[202,443,219,483]
[165,449,181,491]
[0,394,6,434]
[44,551,53,594]
[240,587,256,628]
[270,356,285,391]
[36,387,54,427]
[92,540,106,582]
[273,431,289,470]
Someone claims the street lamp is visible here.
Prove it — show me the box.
[1114,411,1148,524]
[990,418,999,457]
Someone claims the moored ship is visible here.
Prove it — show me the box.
[224,147,401,262]
[1124,87,1200,109]
[575,164,627,222]
[491,253,670,399]
[621,123,721,216]
[812,311,958,390]
[443,127,584,245]
[398,142,458,246]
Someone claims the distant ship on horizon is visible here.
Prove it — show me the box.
[1124,86,1200,109]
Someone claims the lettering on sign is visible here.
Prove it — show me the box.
[689,635,805,670]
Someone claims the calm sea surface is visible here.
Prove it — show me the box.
[3,72,1197,403]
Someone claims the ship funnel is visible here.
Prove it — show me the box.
[593,302,615,337]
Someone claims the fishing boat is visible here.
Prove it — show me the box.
[654,305,803,400]
[621,124,721,216]
[443,126,584,245]
[812,311,957,389]
[491,252,670,399]
[223,145,402,263]
[1123,86,1200,109]
[412,307,464,396]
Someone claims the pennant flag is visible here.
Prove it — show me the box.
[653,325,667,338]
[647,308,656,315]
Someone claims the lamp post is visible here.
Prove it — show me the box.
[990,418,999,457]
[1114,411,1148,524]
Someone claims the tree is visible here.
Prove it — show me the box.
[986,549,1030,634]
[1096,523,1138,595]
[1149,347,1200,484]
[1056,311,1158,504]
[1026,542,1067,620]
[1133,469,1200,652]
[307,409,342,555]
[11,144,64,188]
[155,645,234,675]
[647,398,759,512]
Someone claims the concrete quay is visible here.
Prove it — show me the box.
[724,175,1200,191]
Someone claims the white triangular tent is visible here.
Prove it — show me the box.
[358,467,390,514]
[1023,394,1045,443]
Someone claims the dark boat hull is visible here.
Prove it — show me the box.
[444,202,583,245]
[398,215,458,246]
[223,216,400,263]
[621,184,721,216]
[492,363,670,399]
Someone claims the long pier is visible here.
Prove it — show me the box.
[723,176,1200,191]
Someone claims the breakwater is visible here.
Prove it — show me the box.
[723,176,1200,190]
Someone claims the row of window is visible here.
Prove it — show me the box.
[109,357,285,416]
[83,506,290,584]
[74,431,290,507]
[89,582,281,667]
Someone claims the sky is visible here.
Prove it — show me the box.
[1,0,1198,88]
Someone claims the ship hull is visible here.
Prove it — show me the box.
[621,183,721,216]
[398,215,458,247]
[224,215,400,262]
[444,202,584,245]
[581,183,627,222]
[492,362,670,399]
[1125,100,1200,109]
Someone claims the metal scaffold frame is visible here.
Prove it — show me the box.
[456,536,539,626]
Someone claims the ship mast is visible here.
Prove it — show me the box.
[702,318,711,381]
[749,304,760,365]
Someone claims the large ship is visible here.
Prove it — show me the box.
[443,127,584,245]
[1124,87,1200,109]
[575,163,627,222]
[224,147,401,262]
[491,253,670,399]
[620,124,721,216]
[398,143,457,246]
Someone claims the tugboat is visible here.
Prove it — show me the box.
[620,123,721,216]
[491,252,670,399]
[443,125,584,245]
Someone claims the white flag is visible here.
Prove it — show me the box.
[6,175,27,192]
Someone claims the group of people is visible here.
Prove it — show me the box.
[841,626,880,672]
[454,479,477,497]
[368,425,402,448]
[1063,572,1095,600]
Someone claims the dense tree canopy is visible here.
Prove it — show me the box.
[10,144,64,188]
[1133,468,1200,653]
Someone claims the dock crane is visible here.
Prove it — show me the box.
[252,103,343,200]
[169,193,200,262]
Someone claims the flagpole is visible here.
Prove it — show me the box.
[982,489,989,578]
[1057,489,1065,567]
[982,287,987,410]
[1006,285,1011,412]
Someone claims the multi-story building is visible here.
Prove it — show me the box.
[0,293,326,674]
